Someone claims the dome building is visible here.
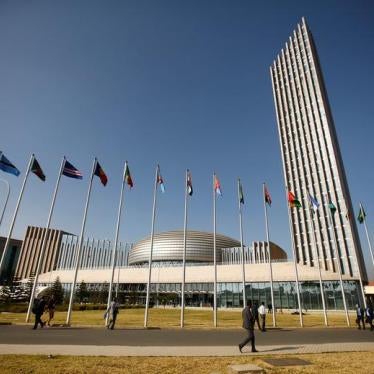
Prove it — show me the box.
[128,230,240,265]
[27,226,363,311]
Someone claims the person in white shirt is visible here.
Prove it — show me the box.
[258,302,267,332]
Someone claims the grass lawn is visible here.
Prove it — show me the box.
[0,308,358,328]
[0,352,373,373]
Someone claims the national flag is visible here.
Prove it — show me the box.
[214,174,222,196]
[328,202,337,214]
[264,185,272,206]
[124,163,133,188]
[94,161,108,186]
[62,160,83,179]
[0,153,20,176]
[357,206,366,224]
[308,193,319,212]
[157,166,165,193]
[238,179,244,204]
[30,157,46,181]
[288,191,301,208]
[187,170,193,196]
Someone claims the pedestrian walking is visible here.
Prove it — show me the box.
[252,301,261,330]
[105,298,120,330]
[355,304,365,330]
[32,296,46,330]
[366,304,373,331]
[258,302,266,331]
[238,300,257,353]
[46,295,56,327]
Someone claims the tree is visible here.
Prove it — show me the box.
[51,277,64,305]
[99,282,109,304]
[9,282,26,302]
[23,275,35,301]
[76,281,88,303]
[0,285,11,303]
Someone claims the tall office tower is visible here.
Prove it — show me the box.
[270,18,367,281]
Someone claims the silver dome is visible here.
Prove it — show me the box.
[128,230,240,265]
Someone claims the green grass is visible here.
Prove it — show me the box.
[0,308,358,328]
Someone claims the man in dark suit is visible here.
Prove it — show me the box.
[366,304,374,331]
[238,300,257,353]
[32,296,46,330]
[356,304,365,330]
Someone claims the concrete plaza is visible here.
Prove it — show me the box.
[0,325,373,356]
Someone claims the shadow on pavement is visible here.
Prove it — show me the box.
[259,346,300,352]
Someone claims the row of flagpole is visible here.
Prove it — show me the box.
[287,190,371,326]
[0,151,374,327]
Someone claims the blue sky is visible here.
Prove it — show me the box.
[0,0,373,279]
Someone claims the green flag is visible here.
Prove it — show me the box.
[357,206,366,224]
[288,191,302,208]
[328,202,337,214]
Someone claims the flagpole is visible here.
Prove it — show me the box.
[285,186,303,327]
[106,162,127,326]
[66,158,97,325]
[326,198,350,326]
[263,183,276,327]
[0,178,10,231]
[307,202,328,326]
[213,173,217,327]
[0,154,34,279]
[144,165,159,328]
[238,179,246,308]
[180,169,188,328]
[347,205,366,310]
[0,151,9,231]
[360,202,374,269]
[26,157,65,322]
[116,253,121,299]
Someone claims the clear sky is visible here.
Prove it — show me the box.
[0,0,373,279]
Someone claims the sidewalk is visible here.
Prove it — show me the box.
[1,342,374,356]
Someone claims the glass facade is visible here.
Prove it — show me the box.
[50,280,362,310]
[218,280,361,310]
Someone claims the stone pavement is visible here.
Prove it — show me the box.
[0,325,373,356]
[1,342,374,356]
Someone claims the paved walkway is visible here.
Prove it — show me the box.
[0,325,373,356]
[1,342,374,356]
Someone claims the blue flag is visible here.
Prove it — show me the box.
[0,153,20,176]
[308,193,319,212]
[62,160,83,179]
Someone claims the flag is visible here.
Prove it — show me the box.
[308,193,319,212]
[214,174,222,196]
[357,206,366,224]
[288,191,301,208]
[94,161,108,186]
[328,202,337,214]
[264,185,272,206]
[0,153,20,176]
[157,166,165,193]
[238,180,244,204]
[30,157,46,181]
[187,170,193,196]
[62,160,83,179]
[124,163,133,188]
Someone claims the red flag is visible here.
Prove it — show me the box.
[94,161,108,186]
[264,186,272,206]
